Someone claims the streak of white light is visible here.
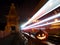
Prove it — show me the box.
[21,0,60,28]
[22,13,60,30]
[22,20,60,30]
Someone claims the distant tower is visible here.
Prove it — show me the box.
[5,3,20,32]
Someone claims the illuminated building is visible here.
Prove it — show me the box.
[5,3,20,34]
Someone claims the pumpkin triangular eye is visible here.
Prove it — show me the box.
[42,34,45,36]
[38,34,40,37]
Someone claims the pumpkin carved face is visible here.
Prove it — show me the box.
[36,33,46,40]
[35,30,48,40]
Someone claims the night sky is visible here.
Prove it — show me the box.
[0,0,40,22]
[0,0,48,23]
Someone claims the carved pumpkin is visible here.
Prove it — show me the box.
[35,30,48,40]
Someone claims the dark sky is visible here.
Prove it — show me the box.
[0,0,39,22]
[0,0,47,23]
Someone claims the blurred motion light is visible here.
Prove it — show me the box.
[22,0,60,28]
[30,20,60,28]
[54,19,58,22]
[22,13,60,30]
[22,20,60,30]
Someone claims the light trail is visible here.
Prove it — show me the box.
[22,20,60,30]
[21,0,60,28]
[22,13,60,30]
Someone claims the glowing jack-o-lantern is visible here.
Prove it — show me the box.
[35,30,48,40]
[36,33,46,40]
